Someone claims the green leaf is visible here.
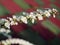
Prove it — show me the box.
[0,5,10,16]
[42,20,60,35]
[13,0,31,10]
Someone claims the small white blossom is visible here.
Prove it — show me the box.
[1,19,7,21]
[20,16,27,24]
[30,12,34,15]
[8,17,13,21]
[29,14,33,18]
[4,21,10,29]
[52,8,58,12]
[1,41,7,45]
[0,28,6,33]
[5,40,11,44]
[10,21,18,25]
[44,11,51,17]
[36,13,43,20]
[36,9,40,12]
[15,22,18,25]
[1,38,34,45]
[37,9,43,14]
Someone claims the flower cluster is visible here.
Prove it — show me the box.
[0,38,34,45]
[0,8,58,33]
[14,8,58,24]
[8,8,59,24]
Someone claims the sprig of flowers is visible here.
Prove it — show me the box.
[12,8,58,24]
[0,8,58,28]
[0,38,34,45]
[0,8,59,31]
[0,8,58,34]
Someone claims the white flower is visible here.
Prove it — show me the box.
[36,13,43,20]
[52,8,58,12]
[1,38,34,45]
[44,11,51,17]
[6,29,11,33]
[0,28,11,34]
[5,39,11,44]
[1,41,7,45]
[10,21,14,25]
[29,14,33,18]
[15,22,18,25]
[0,28,6,33]
[37,9,43,14]
[8,17,13,21]
[10,21,18,25]
[4,21,10,29]
[20,16,27,24]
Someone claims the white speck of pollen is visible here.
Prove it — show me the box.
[4,21,10,29]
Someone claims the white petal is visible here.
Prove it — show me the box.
[13,15,17,19]
[8,17,13,21]
[53,14,56,18]
[30,12,34,15]
[36,13,43,20]
[32,19,35,23]
[10,21,15,25]
[38,15,43,20]
[15,22,18,25]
